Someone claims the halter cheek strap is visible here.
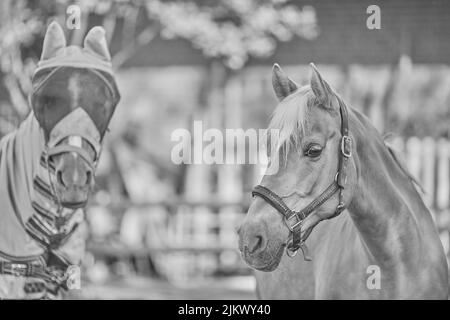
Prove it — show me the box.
[252,95,352,261]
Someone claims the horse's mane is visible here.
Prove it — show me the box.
[383,133,425,194]
[267,85,315,161]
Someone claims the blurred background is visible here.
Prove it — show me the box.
[0,0,449,299]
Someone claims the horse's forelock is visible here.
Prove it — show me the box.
[267,86,314,160]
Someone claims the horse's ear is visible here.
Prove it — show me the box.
[310,63,337,110]
[84,26,111,61]
[41,21,66,60]
[272,63,298,101]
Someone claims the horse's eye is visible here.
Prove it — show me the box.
[305,144,323,158]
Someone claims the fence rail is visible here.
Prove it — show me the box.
[87,137,450,281]
[390,137,450,255]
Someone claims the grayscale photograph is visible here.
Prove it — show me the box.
[0,0,449,305]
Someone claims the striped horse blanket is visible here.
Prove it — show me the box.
[0,113,86,299]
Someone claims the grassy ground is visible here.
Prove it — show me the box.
[71,275,256,300]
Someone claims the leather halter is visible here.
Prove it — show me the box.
[252,95,352,261]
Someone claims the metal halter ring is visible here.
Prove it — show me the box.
[286,240,298,258]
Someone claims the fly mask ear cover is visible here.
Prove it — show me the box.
[30,22,120,168]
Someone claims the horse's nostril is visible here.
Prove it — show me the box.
[248,235,264,254]
[86,170,93,185]
[56,170,65,187]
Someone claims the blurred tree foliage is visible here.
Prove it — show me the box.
[145,0,318,69]
[0,0,448,138]
[0,0,318,136]
[0,0,45,134]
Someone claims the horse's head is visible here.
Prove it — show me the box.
[31,22,119,209]
[238,64,357,271]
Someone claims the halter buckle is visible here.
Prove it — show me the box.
[284,213,303,232]
[9,263,28,277]
[341,135,352,158]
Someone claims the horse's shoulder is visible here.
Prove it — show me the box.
[315,212,373,271]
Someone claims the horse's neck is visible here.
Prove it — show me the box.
[0,112,45,231]
[347,110,428,269]
[11,113,48,206]
[19,112,46,176]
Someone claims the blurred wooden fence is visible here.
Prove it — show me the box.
[88,136,450,282]
[390,137,450,255]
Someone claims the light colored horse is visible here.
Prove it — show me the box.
[238,63,449,299]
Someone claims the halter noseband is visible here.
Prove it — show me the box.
[252,95,352,261]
